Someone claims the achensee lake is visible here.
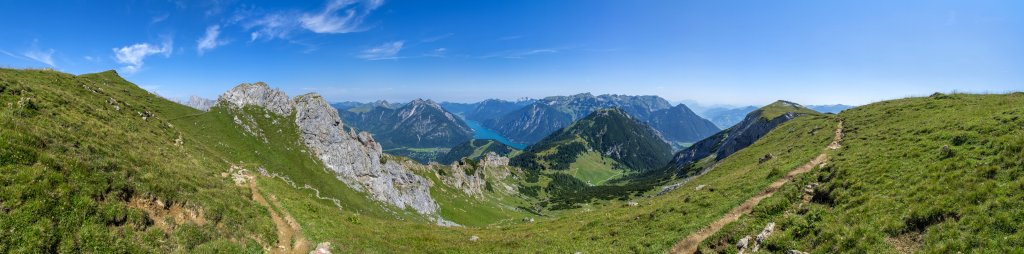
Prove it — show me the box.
[462,119,527,150]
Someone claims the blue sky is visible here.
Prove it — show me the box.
[1,0,1021,106]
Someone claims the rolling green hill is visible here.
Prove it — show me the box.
[511,108,673,173]
[507,108,677,210]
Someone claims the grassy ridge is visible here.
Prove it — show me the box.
[701,93,1024,253]
[0,69,273,252]
[759,100,820,120]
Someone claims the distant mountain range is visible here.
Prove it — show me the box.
[807,104,854,114]
[331,95,849,162]
[699,104,853,128]
[441,99,536,122]
[334,100,404,113]
[700,106,758,129]
[478,93,719,145]
[334,99,473,149]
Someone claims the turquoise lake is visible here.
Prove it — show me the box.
[462,119,528,150]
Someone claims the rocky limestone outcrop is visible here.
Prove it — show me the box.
[443,160,487,197]
[439,152,518,196]
[292,93,438,214]
[479,152,509,168]
[218,82,292,116]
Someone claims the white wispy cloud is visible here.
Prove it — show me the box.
[427,47,447,57]
[247,12,295,41]
[0,50,20,59]
[247,0,383,41]
[300,0,361,33]
[113,39,173,74]
[359,41,403,60]
[197,25,228,55]
[151,13,170,24]
[23,48,56,67]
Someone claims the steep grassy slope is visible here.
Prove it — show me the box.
[0,69,274,252]
[699,93,1024,253]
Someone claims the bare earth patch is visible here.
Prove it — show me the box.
[128,196,206,232]
[248,176,311,254]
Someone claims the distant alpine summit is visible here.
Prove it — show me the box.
[482,93,719,146]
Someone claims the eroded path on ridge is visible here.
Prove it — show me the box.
[249,179,311,254]
[670,120,843,254]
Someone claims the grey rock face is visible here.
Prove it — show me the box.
[443,162,487,197]
[440,152,517,196]
[292,93,438,215]
[479,152,509,168]
[218,82,293,116]
[183,95,216,111]
[736,235,751,250]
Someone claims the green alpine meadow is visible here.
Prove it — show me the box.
[2,1,1022,253]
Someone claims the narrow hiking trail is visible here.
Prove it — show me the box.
[670,120,843,254]
[249,180,312,254]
